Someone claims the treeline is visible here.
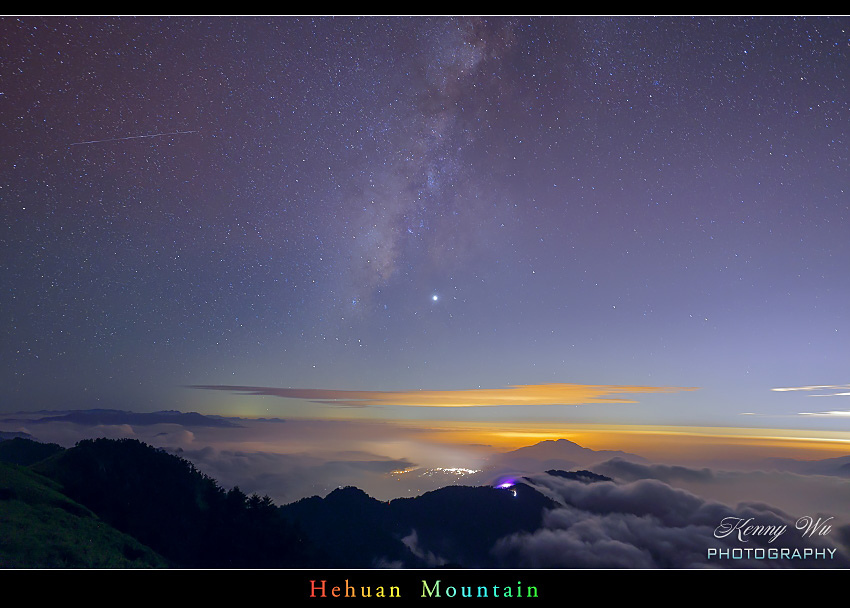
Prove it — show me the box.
[3,436,560,568]
[30,438,321,567]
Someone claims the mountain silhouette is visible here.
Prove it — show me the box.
[280,479,559,568]
[0,431,34,441]
[486,438,647,473]
[0,437,64,466]
[0,459,166,567]
[762,454,850,477]
[542,469,613,483]
[32,437,316,567]
[3,437,633,568]
[2,408,243,428]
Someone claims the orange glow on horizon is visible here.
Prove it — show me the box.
[391,421,850,462]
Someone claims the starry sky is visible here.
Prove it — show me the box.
[2,16,850,464]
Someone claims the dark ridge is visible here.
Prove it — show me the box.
[543,469,613,483]
[33,437,318,568]
[0,431,34,441]
[0,437,65,466]
[280,481,558,568]
[2,409,243,428]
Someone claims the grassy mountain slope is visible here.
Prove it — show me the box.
[0,461,167,568]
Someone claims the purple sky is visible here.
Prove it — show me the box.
[2,17,849,453]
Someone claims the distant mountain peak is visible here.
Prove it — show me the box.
[325,486,374,502]
[486,437,647,473]
[1,409,244,428]
[0,430,34,441]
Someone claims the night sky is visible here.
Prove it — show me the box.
[3,17,850,468]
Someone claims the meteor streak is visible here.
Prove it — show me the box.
[69,130,198,146]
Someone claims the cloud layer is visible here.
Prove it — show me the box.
[492,473,850,568]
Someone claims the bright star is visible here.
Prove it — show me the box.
[432,294,439,302]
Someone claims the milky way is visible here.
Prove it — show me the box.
[2,17,849,434]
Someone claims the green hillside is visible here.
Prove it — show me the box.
[0,461,167,568]
[0,437,63,466]
[32,438,316,567]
